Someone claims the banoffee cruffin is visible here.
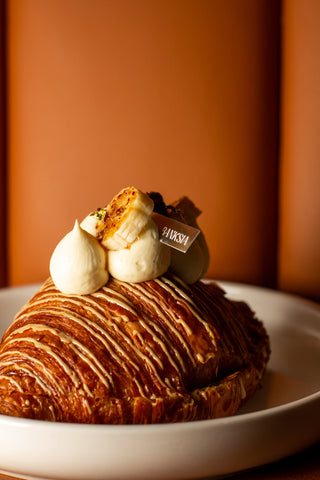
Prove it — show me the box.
[0,187,270,423]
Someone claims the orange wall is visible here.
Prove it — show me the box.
[0,0,6,287]
[6,0,280,287]
[279,0,320,300]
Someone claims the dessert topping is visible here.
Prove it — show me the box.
[50,220,108,295]
[152,212,200,253]
[108,218,171,283]
[100,186,154,251]
[50,187,210,295]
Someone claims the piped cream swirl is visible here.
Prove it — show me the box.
[107,219,171,283]
[49,220,108,295]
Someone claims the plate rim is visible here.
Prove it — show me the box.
[0,280,319,479]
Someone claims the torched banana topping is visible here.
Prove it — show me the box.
[50,187,209,295]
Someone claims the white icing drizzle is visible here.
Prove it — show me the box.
[0,373,24,392]
[6,324,112,397]
[10,292,177,397]
[94,287,138,316]
[3,337,81,388]
[96,287,180,373]
[156,276,218,352]
[14,306,140,394]
[123,282,193,371]
[1,276,224,412]
[0,352,64,395]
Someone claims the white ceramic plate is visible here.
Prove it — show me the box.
[0,282,319,480]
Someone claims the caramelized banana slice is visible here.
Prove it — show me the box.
[101,187,154,250]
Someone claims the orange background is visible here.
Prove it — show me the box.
[0,0,319,301]
[278,0,320,300]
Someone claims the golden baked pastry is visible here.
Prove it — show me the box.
[0,274,270,423]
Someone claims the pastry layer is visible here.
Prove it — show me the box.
[0,276,270,423]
